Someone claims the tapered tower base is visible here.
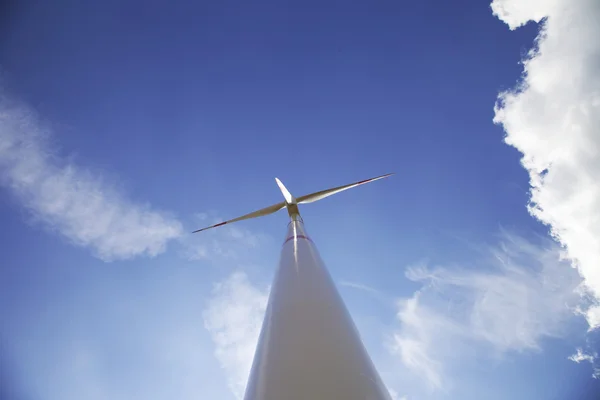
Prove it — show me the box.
[243,220,392,400]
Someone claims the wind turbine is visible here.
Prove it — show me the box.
[194,173,394,400]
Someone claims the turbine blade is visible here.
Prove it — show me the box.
[192,202,286,233]
[275,177,295,204]
[296,173,394,204]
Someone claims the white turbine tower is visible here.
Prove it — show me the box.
[194,173,394,400]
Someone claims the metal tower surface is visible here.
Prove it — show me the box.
[243,219,392,400]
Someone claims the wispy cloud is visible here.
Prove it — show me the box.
[389,232,582,389]
[491,0,600,333]
[182,213,270,262]
[339,280,382,296]
[569,348,600,379]
[0,90,274,400]
[0,93,183,261]
[4,271,229,400]
[203,271,269,399]
[570,348,597,364]
[387,388,407,400]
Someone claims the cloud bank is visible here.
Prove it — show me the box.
[491,0,600,330]
[203,272,269,399]
[390,232,582,389]
[0,93,183,261]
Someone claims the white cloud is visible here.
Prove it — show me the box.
[0,94,183,261]
[570,348,600,379]
[490,0,562,30]
[570,348,596,364]
[390,232,582,389]
[203,271,269,399]
[491,0,600,332]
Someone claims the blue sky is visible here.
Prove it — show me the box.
[1,0,599,399]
